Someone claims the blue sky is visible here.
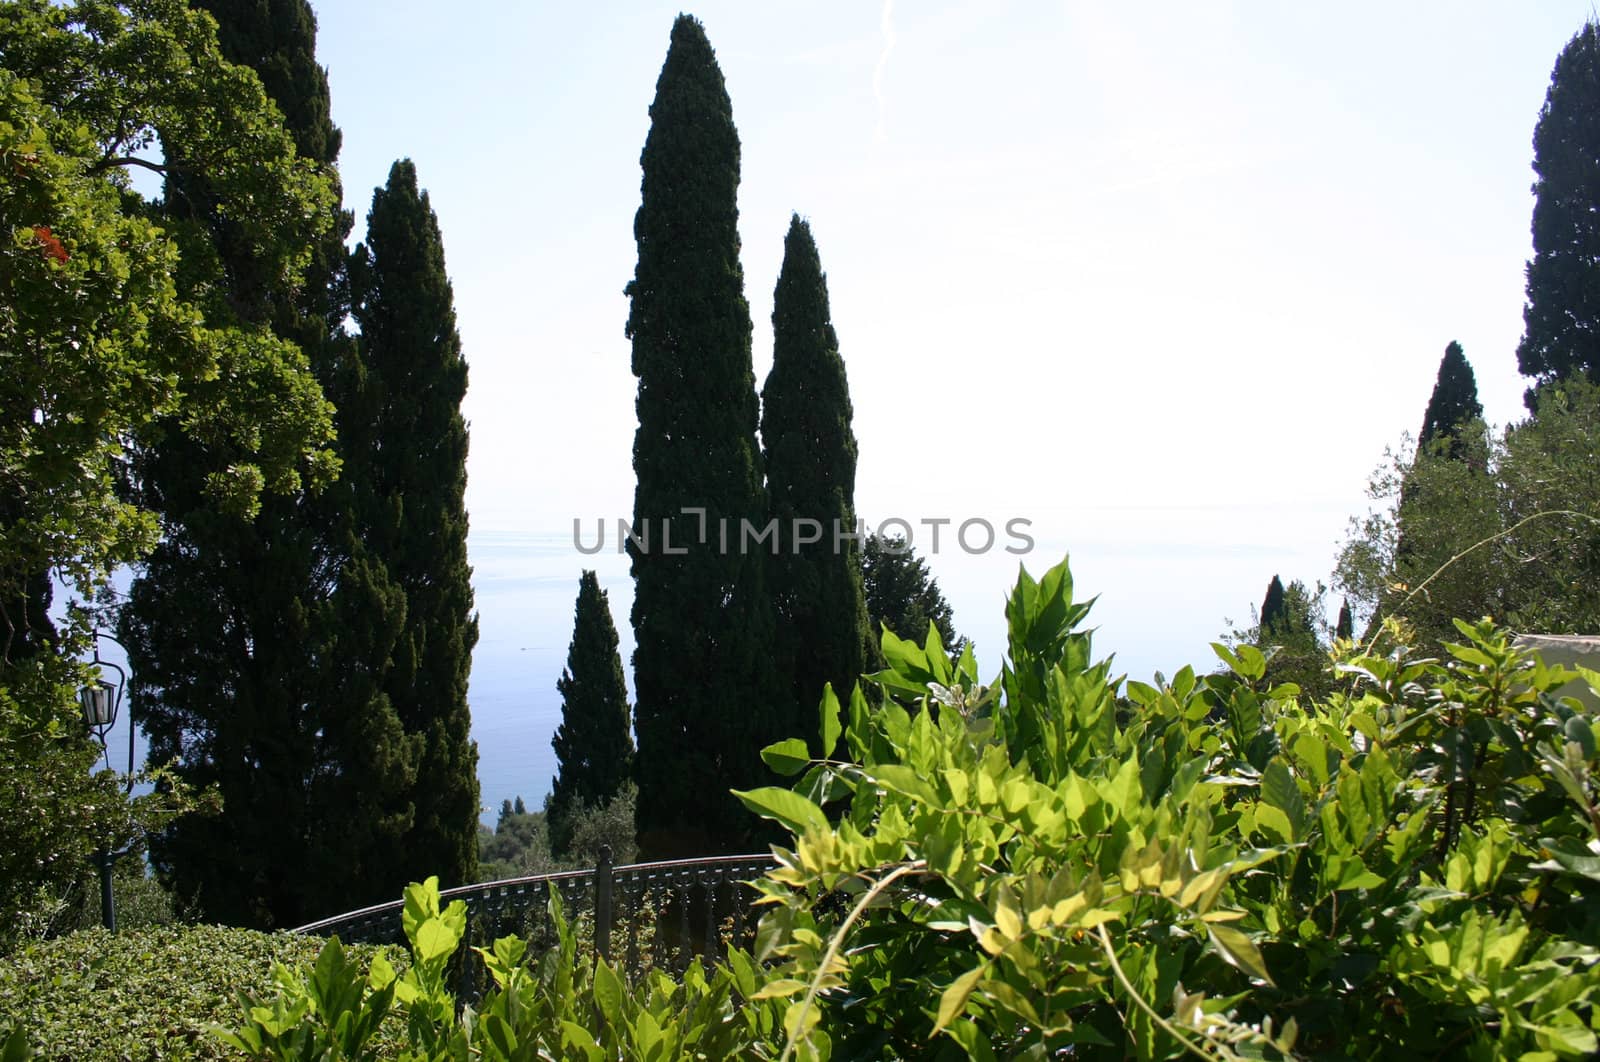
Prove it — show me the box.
[309,2,1596,685]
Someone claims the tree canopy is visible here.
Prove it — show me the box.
[1517,21,1600,393]
[1338,375,1600,649]
[0,0,336,938]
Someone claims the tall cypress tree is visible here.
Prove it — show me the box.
[1335,598,1354,643]
[761,216,870,749]
[548,571,633,857]
[1517,21,1600,395]
[348,159,479,888]
[1258,575,1290,642]
[1419,342,1483,458]
[118,0,403,926]
[626,15,775,857]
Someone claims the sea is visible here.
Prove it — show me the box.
[468,529,637,825]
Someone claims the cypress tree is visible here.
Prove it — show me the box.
[626,15,776,857]
[348,159,479,888]
[118,0,409,926]
[1419,342,1483,458]
[1517,21,1600,394]
[548,571,633,857]
[1392,343,1485,613]
[1336,598,1354,643]
[761,216,870,749]
[1259,575,1289,642]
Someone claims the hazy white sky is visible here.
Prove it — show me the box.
[309,2,1595,682]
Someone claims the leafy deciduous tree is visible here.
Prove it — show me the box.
[0,0,335,938]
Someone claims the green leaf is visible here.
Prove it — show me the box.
[561,1020,604,1061]
[761,738,812,777]
[933,964,986,1034]
[819,683,843,758]
[1207,923,1274,986]
[1531,837,1600,883]
[593,958,625,1026]
[1,1026,31,1062]
[751,978,809,1000]
[1532,1021,1599,1056]
[1260,759,1307,841]
[414,919,459,965]
[1254,805,1295,846]
[871,763,940,804]
[732,787,829,836]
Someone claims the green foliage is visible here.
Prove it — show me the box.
[345,157,479,891]
[0,0,336,941]
[1247,575,1325,654]
[1338,374,1600,650]
[221,877,784,1061]
[480,806,556,881]
[626,15,778,858]
[112,0,373,929]
[481,785,639,881]
[549,571,634,858]
[862,531,963,661]
[1518,21,1600,393]
[0,923,401,1060]
[761,214,872,753]
[740,555,1600,1059]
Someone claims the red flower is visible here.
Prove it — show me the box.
[32,225,67,263]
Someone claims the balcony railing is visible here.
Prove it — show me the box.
[291,849,775,994]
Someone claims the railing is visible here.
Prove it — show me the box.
[292,849,775,993]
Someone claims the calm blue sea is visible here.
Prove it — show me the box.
[468,530,636,825]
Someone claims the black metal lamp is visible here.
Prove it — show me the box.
[78,632,132,931]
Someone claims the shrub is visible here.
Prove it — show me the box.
[738,555,1600,1059]
[0,923,403,1060]
[218,876,783,1061]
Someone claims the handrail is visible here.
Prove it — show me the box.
[291,851,777,989]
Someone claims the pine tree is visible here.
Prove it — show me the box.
[548,571,633,857]
[1419,342,1483,459]
[761,216,871,749]
[348,159,479,888]
[862,533,961,656]
[626,15,776,857]
[1517,21,1600,394]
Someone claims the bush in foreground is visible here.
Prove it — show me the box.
[0,924,401,1060]
[69,555,1600,1060]
[741,557,1600,1057]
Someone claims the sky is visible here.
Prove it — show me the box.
[306,1,1597,690]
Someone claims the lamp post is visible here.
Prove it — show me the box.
[78,630,133,932]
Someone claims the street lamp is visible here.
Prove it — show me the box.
[78,631,134,931]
